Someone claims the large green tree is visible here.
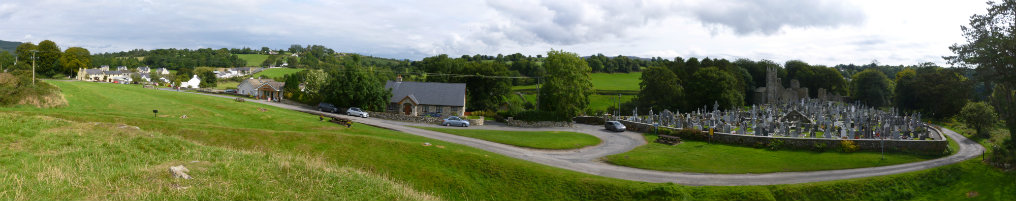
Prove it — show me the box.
[14,42,36,71]
[59,47,91,76]
[320,66,391,111]
[538,50,593,118]
[462,62,512,112]
[947,0,1016,146]
[850,69,892,108]
[0,51,13,72]
[37,40,62,77]
[685,67,743,110]
[894,67,972,119]
[960,101,999,137]
[637,66,683,111]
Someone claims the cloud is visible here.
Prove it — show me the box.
[686,0,866,35]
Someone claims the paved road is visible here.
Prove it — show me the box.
[169,90,985,186]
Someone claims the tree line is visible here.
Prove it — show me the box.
[1,40,92,78]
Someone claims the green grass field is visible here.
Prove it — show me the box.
[252,68,304,79]
[412,127,601,149]
[0,113,436,200]
[512,72,641,93]
[588,94,634,112]
[215,81,239,90]
[604,134,939,174]
[235,54,269,66]
[3,81,1014,200]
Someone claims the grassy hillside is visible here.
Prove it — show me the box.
[0,40,21,53]
[253,68,304,79]
[512,72,641,93]
[235,54,269,66]
[3,81,1013,200]
[0,113,436,200]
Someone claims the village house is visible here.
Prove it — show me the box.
[155,68,170,75]
[137,66,151,73]
[179,75,201,88]
[116,66,128,71]
[384,76,466,117]
[236,78,285,101]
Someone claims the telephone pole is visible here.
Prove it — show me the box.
[31,50,37,86]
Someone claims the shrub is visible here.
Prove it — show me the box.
[840,140,859,153]
[958,102,998,137]
[657,127,673,135]
[813,143,827,152]
[768,139,784,151]
[674,128,708,141]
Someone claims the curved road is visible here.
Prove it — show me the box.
[174,90,985,186]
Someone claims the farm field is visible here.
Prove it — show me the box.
[235,54,269,66]
[512,72,641,93]
[252,68,304,79]
[2,81,1013,201]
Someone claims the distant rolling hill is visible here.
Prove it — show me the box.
[0,40,22,53]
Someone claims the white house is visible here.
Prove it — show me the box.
[116,66,128,71]
[156,68,170,75]
[237,78,285,100]
[179,75,201,88]
[137,66,151,73]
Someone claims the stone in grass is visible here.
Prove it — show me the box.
[169,165,192,179]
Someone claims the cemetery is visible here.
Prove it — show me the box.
[611,99,948,155]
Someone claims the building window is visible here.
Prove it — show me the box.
[423,105,429,113]
[437,106,443,113]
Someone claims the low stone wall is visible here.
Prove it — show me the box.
[573,116,606,125]
[371,112,444,125]
[468,118,484,126]
[616,120,948,155]
[505,118,573,128]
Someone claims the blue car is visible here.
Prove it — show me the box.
[442,116,470,127]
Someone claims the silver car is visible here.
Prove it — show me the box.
[346,107,369,118]
[605,121,626,132]
[442,116,470,127]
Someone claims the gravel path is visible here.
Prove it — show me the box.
[170,89,985,186]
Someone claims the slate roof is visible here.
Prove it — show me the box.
[105,70,127,75]
[385,81,466,107]
[84,69,103,75]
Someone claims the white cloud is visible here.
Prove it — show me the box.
[0,0,989,66]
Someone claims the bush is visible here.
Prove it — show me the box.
[813,143,827,152]
[674,128,708,141]
[657,127,673,135]
[959,102,998,137]
[768,139,784,151]
[840,140,859,153]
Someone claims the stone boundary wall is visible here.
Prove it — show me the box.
[611,119,947,155]
[505,118,574,128]
[371,112,444,125]
[573,116,606,125]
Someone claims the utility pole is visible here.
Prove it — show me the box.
[31,50,37,86]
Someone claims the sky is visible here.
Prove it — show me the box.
[0,0,990,66]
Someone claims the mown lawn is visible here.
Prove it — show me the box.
[4,81,1014,201]
[215,81,239,90]
[604,134,939,174]
[412,126,601,150]
[252,68,304,79]
[588,94,634,112]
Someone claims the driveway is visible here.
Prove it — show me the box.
[172,90,985,186]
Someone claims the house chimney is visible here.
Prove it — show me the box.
[396,75,403,82]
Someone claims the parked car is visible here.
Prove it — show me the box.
[442,116,470,127]
[346,107,369,118]
[605,121,626,132]
[421,112,442,117]
[224,89,237,93]
[317,102,339,113]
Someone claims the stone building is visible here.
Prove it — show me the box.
[754,66,808,105]
[384,76,466,117]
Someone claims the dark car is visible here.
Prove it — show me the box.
[605,121,626,132]
[317,102,339,113]
[224,89,237,93]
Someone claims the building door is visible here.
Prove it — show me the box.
[403,103,412,115]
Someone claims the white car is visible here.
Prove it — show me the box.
[346,107,369,118]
